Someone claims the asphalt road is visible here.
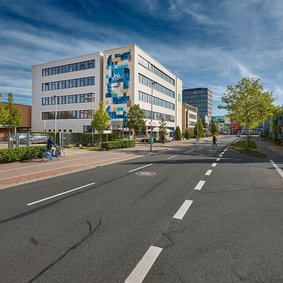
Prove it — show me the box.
[0,136,283,283]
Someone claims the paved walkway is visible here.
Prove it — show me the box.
[254,138,283,159]
[0,138,205,189]
[2,136,281,189]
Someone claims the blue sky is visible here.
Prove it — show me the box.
[1,0,283,116]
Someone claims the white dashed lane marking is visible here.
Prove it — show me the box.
[173,200,193,220]
[205,170,212,176]
[194,180,206,190]
[125,246,162,283]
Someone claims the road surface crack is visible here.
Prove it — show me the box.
[27,219,101,283]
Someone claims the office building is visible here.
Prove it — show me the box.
[103,45,182,135]
[32,52,103,133]
[182,88,212,124]
[182,103,197,131]
[32,45,182,134]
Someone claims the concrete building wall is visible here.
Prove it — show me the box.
[32,52,103,133]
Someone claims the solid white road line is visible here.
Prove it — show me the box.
[27,183,95,206]
[173,200,193,220]
[125,246,162,283]
[167,155,178,160]
[270,160,283,178]
[212,163,217,167]
[205,170,212,176]
[185,149,194,153]
[194,180,206,190]
[216,158,220,161]
[129,163,153,173]
[198,146,204,150]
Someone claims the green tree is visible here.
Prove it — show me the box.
[194,117,204,138]
[211,120,218,135]
[6,93,22,129]
[174,126,182,141]
[91,102,110,147]
[0,94,8,125]
[126,104,145,140]
[184,128,190,139]
[0,93,22,134]
[219,77,275,149]
[159,116,167,138]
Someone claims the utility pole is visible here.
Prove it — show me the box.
[150,81,156,152]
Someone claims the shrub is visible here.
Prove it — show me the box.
[174,126,182,141]
[0,146,44,163]
[184,128,190,140]
[101,140,135,150]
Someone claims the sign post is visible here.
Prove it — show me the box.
[257,125,263,142]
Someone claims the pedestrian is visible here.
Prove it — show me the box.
[212,135,217,146]
[161,135,165,144]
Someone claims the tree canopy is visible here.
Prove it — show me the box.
[0,93,22,130]
[91,102,110,146]
[159,116,167,138]
[126,104,145,139]
[219,77,275,147]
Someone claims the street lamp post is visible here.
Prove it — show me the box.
[54,95,57,144]
[196,107,199,143]
[150,81,156,152]
[91,93,95,146]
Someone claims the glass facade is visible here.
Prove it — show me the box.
[182,88,212,120]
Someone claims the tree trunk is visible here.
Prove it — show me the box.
[246,125,250,150]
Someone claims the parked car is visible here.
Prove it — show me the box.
[19,133,28,144]
[30,134,49,144]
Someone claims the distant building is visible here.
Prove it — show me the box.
[212,115,230,134]
[182,88,212,124]
[182,103,197,132]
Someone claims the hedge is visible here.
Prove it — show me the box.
[0,146,44,163]
[101,140,135,150]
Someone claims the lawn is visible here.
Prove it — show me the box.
[233,140,257,149]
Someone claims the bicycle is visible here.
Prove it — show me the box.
[42,145,65,161]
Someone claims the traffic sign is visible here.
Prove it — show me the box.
[257,125,263,132]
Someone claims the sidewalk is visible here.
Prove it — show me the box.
[254,138,283,159]
[0,139,204,189]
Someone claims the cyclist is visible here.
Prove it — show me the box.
[47,136,56,156]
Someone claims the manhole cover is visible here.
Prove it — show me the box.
[135,171,156,176]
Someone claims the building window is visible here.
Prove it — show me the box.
[42,76,95,91]
[42,59,96,77]
[138,74,175,98]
